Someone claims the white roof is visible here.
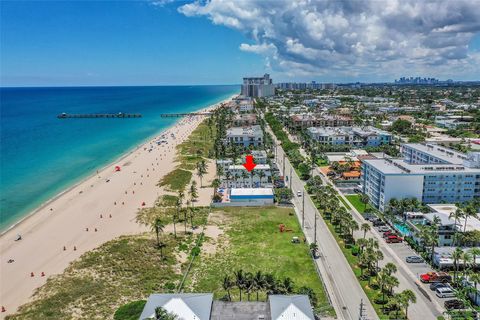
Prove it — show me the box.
[228,164,270,170]
[230,188,273,196]
[428,204,480,231]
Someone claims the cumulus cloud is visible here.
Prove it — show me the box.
[177,0,480,80]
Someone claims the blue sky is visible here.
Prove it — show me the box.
[1,0,479,86]
[0,1,264,86]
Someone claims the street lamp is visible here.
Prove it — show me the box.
[302,191,305,228]
[314,214,318,245]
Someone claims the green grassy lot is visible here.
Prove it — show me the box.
[158,168,192,192]
[176,119,216,170]
[345,194,374,213]
[7,235,185,320]
[183,206,335,317]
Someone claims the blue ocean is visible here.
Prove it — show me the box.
[0,85,238,230]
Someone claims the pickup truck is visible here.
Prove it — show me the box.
[420,272,452,283]
[385,235,403,243]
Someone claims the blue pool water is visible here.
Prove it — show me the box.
[0,85,239,230]
[394,223,411,236]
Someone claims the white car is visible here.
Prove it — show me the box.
[377,226,390,232]
[297,191,302,197]
[436,287,456,298]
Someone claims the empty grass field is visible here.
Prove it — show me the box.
[183,206,335,317]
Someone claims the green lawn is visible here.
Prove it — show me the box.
[345,194,373,213]
[183,206,335,317]
[158,168,192,192]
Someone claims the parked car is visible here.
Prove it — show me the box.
[420,272,452,283]
[377,226,390,232]
[373,220,386,227]
[297,190,302,197]
[436,286,456,298]
[406,256,424,263]
[444,299,465,310]
[383,230,395,238]
[385,235,403,243]
[430,282,451,291]
[364,214,377,221]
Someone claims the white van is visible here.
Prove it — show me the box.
[436,287,455,298]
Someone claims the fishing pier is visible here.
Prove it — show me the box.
[57,112,142,119]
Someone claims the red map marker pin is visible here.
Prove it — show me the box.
[243,155,257,172]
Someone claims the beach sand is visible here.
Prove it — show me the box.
[0,96,232,317]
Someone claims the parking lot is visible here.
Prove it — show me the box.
[371,223,459,310]
[335,182,360,194]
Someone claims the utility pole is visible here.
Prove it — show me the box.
[289,167,292,189]
[282,153,286,176]
[302,191,305,228]
[314,215,317,245]
[358,299,366,320]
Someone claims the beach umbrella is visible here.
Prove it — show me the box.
[115,166,121,172]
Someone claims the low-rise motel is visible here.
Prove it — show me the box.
[361,143,480,211]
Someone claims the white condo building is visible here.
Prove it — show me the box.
[361,143,480,211]
[225,125,263,148]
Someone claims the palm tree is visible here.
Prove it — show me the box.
[383,262,398,276]
[469,272,480,304]
[253,271,264,301]
[280,277,294,294]
[452,247,463,284]
[211,178,221,197]
[400,289,416,319]
[223,275,233,301]
[152,217,165,258]
[376,271,389,303]
[462,251,472,280]
[225,171,232,187]
[462,205,478,233]
[361,222,371,239]
[375,250,384,275]
[154,307,177,320]
[258,170,266,187]
[196,160,208,187]
[348,219,359,243]
[449,208,464,246]
[235,270,245,301]
[469,247,480,270]
[189,181,198,206]
[244,272,254,301]
[241,171,249,186]
[360,193,370,211]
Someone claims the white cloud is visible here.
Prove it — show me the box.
[177,0,480,80]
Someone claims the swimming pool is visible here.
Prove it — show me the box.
[394,223,411,236]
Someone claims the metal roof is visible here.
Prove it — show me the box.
[269,295,315,320]
[139,293,213,320]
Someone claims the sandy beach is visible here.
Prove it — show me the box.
[0,96,233,317]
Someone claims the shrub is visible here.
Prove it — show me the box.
[114,300,146,320]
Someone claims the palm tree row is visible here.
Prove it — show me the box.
[221,270,317,305]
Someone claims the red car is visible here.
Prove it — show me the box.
[383,230,395,238]
[385,235,403,243]
[420,272,452,283]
